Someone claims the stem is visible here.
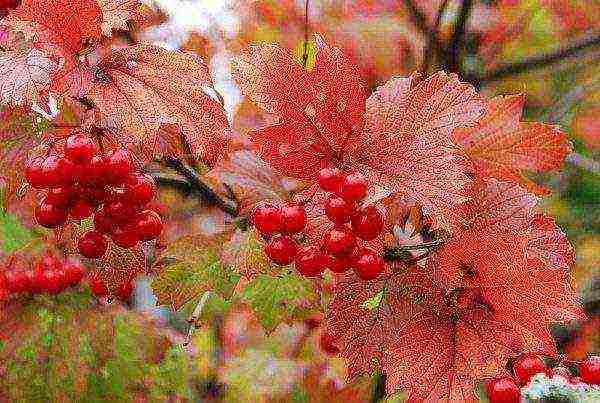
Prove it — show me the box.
[415,0,450,74]
[302,0,310,68]
[384,239,445,262]
[371,371,386,403]
[161,156,238,217]
[150,173,192,192]
[471,33,600,84]
[184,291,212,346]
[446,0,474,74]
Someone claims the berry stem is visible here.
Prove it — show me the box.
[384,239,445,261]
[184,290,212,346]
[161,156,238,217]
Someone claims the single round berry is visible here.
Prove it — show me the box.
[63,258,86,286]
[105,199,138,223]
[280,204,307,234]
[324,226,356,256]
[124,174,157,205]
[325,195,356,225]
[25,156,49,188]
[41,268,67,294]
[513,353,547,385]
[44,186,75,207]
[23,269,40,293]
[116,281,134,301]
[329,255,353,274]
[320,332,340,356]
[133,210,163,241]
[111,227,139,248]
[295,246,331,277]
[69,198,95,220]
[78,230,108,259]
[351,206,384,240]
[579,355,600,385]
[339,172,367,202]
[106,149,133,184]
[35,201,68,228]
[65,133,97,164]
[42,155,74,187]
[81,186,109,206]
[486,377,520,403]
[317,167,343,193]
[265,235,298,266]
[77,155,108,186]
[89,276,108,297]
[252,203,283,235]
[93,209,114,234]
[353,248,385,280]
[4,268,30,294]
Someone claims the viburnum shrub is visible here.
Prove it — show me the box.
[0,1,592,401]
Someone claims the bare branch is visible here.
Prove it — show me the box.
[420,0,450,74]
[446,0,474,74]
[404,0,445,70]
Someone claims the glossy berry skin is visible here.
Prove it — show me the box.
[42,269,67,294]
[63,259,86,286]
[78,230,108,259]
[317,167,343,193]
[320,332,340,356]
[105,199,138,223]
[351,206,384,240]
[486,377,520,403]
[324,226,356,256]
[42,155,74,187]
[116,281,134,301]
[25,156,49,188]
[134,210,163,241]
[252,203,283,235]
[4,268,30,294]
[111,227,139,248]
[265,235,298,266]
[353,248,385,280]
[93,209,114,234]
[89,277,108,297]
[124,174,157,205]
[65,134,97,164]
[579,355,600,385]
[78,155,108,186]
[513,353,547,385]
[69,198,95,220]
[339,172,367,202]
[106,149,133,184]
[35,202,68,228]
[295,246,331,277]
[324,195,356,225]
[280,204,307,234]
[329,255,353,274]
[44,186,74,207]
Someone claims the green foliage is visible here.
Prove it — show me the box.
[0,210,40,254]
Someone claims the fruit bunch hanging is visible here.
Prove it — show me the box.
[0,253,86,296]
[87,273,135,303]
[251,167,386,280]
[25,132,163,259]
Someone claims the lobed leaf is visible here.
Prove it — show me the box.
[98,0,139,36]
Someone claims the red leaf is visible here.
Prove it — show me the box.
[454,95,572,195]
[97,0,139,36]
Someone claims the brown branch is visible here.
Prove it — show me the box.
[302,0,310,68]
[383,239,445,262]
[404,0,444,69]
[446,0,474,74]
[420,0,450,74]
[471,33,600,84]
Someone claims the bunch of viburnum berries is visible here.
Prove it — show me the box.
[0,254,86,297]
[87,273,135,303]
[24,133,163,259]
[252,167,386,280]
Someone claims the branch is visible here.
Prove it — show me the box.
[150,173,192,192]
[420,0,450,74]
[404,0,444,69]
[384,239,445,262]
[471,33,600,84]
[446,0,474,74]
[161,156,238,217]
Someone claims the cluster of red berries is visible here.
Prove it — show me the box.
[486,353,600,403]
[0,254,86,297]
[88,275,135,303]
[0,0,21,17]
[25,133,163,259]
[251,167,386,280]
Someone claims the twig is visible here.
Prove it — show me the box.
[302,0,310,68]
[384,239,445,262]
[371,371,387,403]
[471,33,600,84]
[184,291,212,346]
[419,0,450,74]
[161,156,238,216]
[446,0,474,74]
[404,0,444,70]
[150,173,192,192]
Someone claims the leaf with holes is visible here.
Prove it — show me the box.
[240,273,319,333]
[453,95,572,195]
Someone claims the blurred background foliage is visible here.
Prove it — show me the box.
[0,0,598,401]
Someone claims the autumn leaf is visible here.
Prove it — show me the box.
[221,229,274,278]
[98,0,139,36]
[453,94,572,195]
[240,273,319,333]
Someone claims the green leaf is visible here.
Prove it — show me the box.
[240,274,319,333]
[0,211,38,254]
[361,290,384,310]
[223,229,281,277]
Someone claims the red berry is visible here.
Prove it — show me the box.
[106,149,133,184]
[81,186,109,205]
[317,167,343,193]
[124,174,157,205]
[486,377,520,403]
[77,155,108,186]
[65,133,97,164]
[353,248,385,280]
[329,255,353,273]
[116,281,134,301]
[42,155,74,187]
[25,156,49,188]
[78,231,108,259]
[304,313,323,330]
[513,353,547,385]
[111,227,139,248]
[69,198,95,220]
[319,331,340,355]
[40,253,61,271]
[351,206,384,240]
[324,226,356,256]
[280,204,307,234]
[579,355,600,385]
[41,268,67,294]
[89,276,108,297]
[35,201,68,228]
[63,258,86,286]
[145,201,167,217]
[105,199,138,223]
[133,210,163,241]
[44,186,75,207]
[339,172,367,202]
[23,269,39,293]
[264,235,298,266]
[93,209,114,234]
[295,246,331,277]
[325,195,356,225]
[4,268,30,294]
[252,203,282,235]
